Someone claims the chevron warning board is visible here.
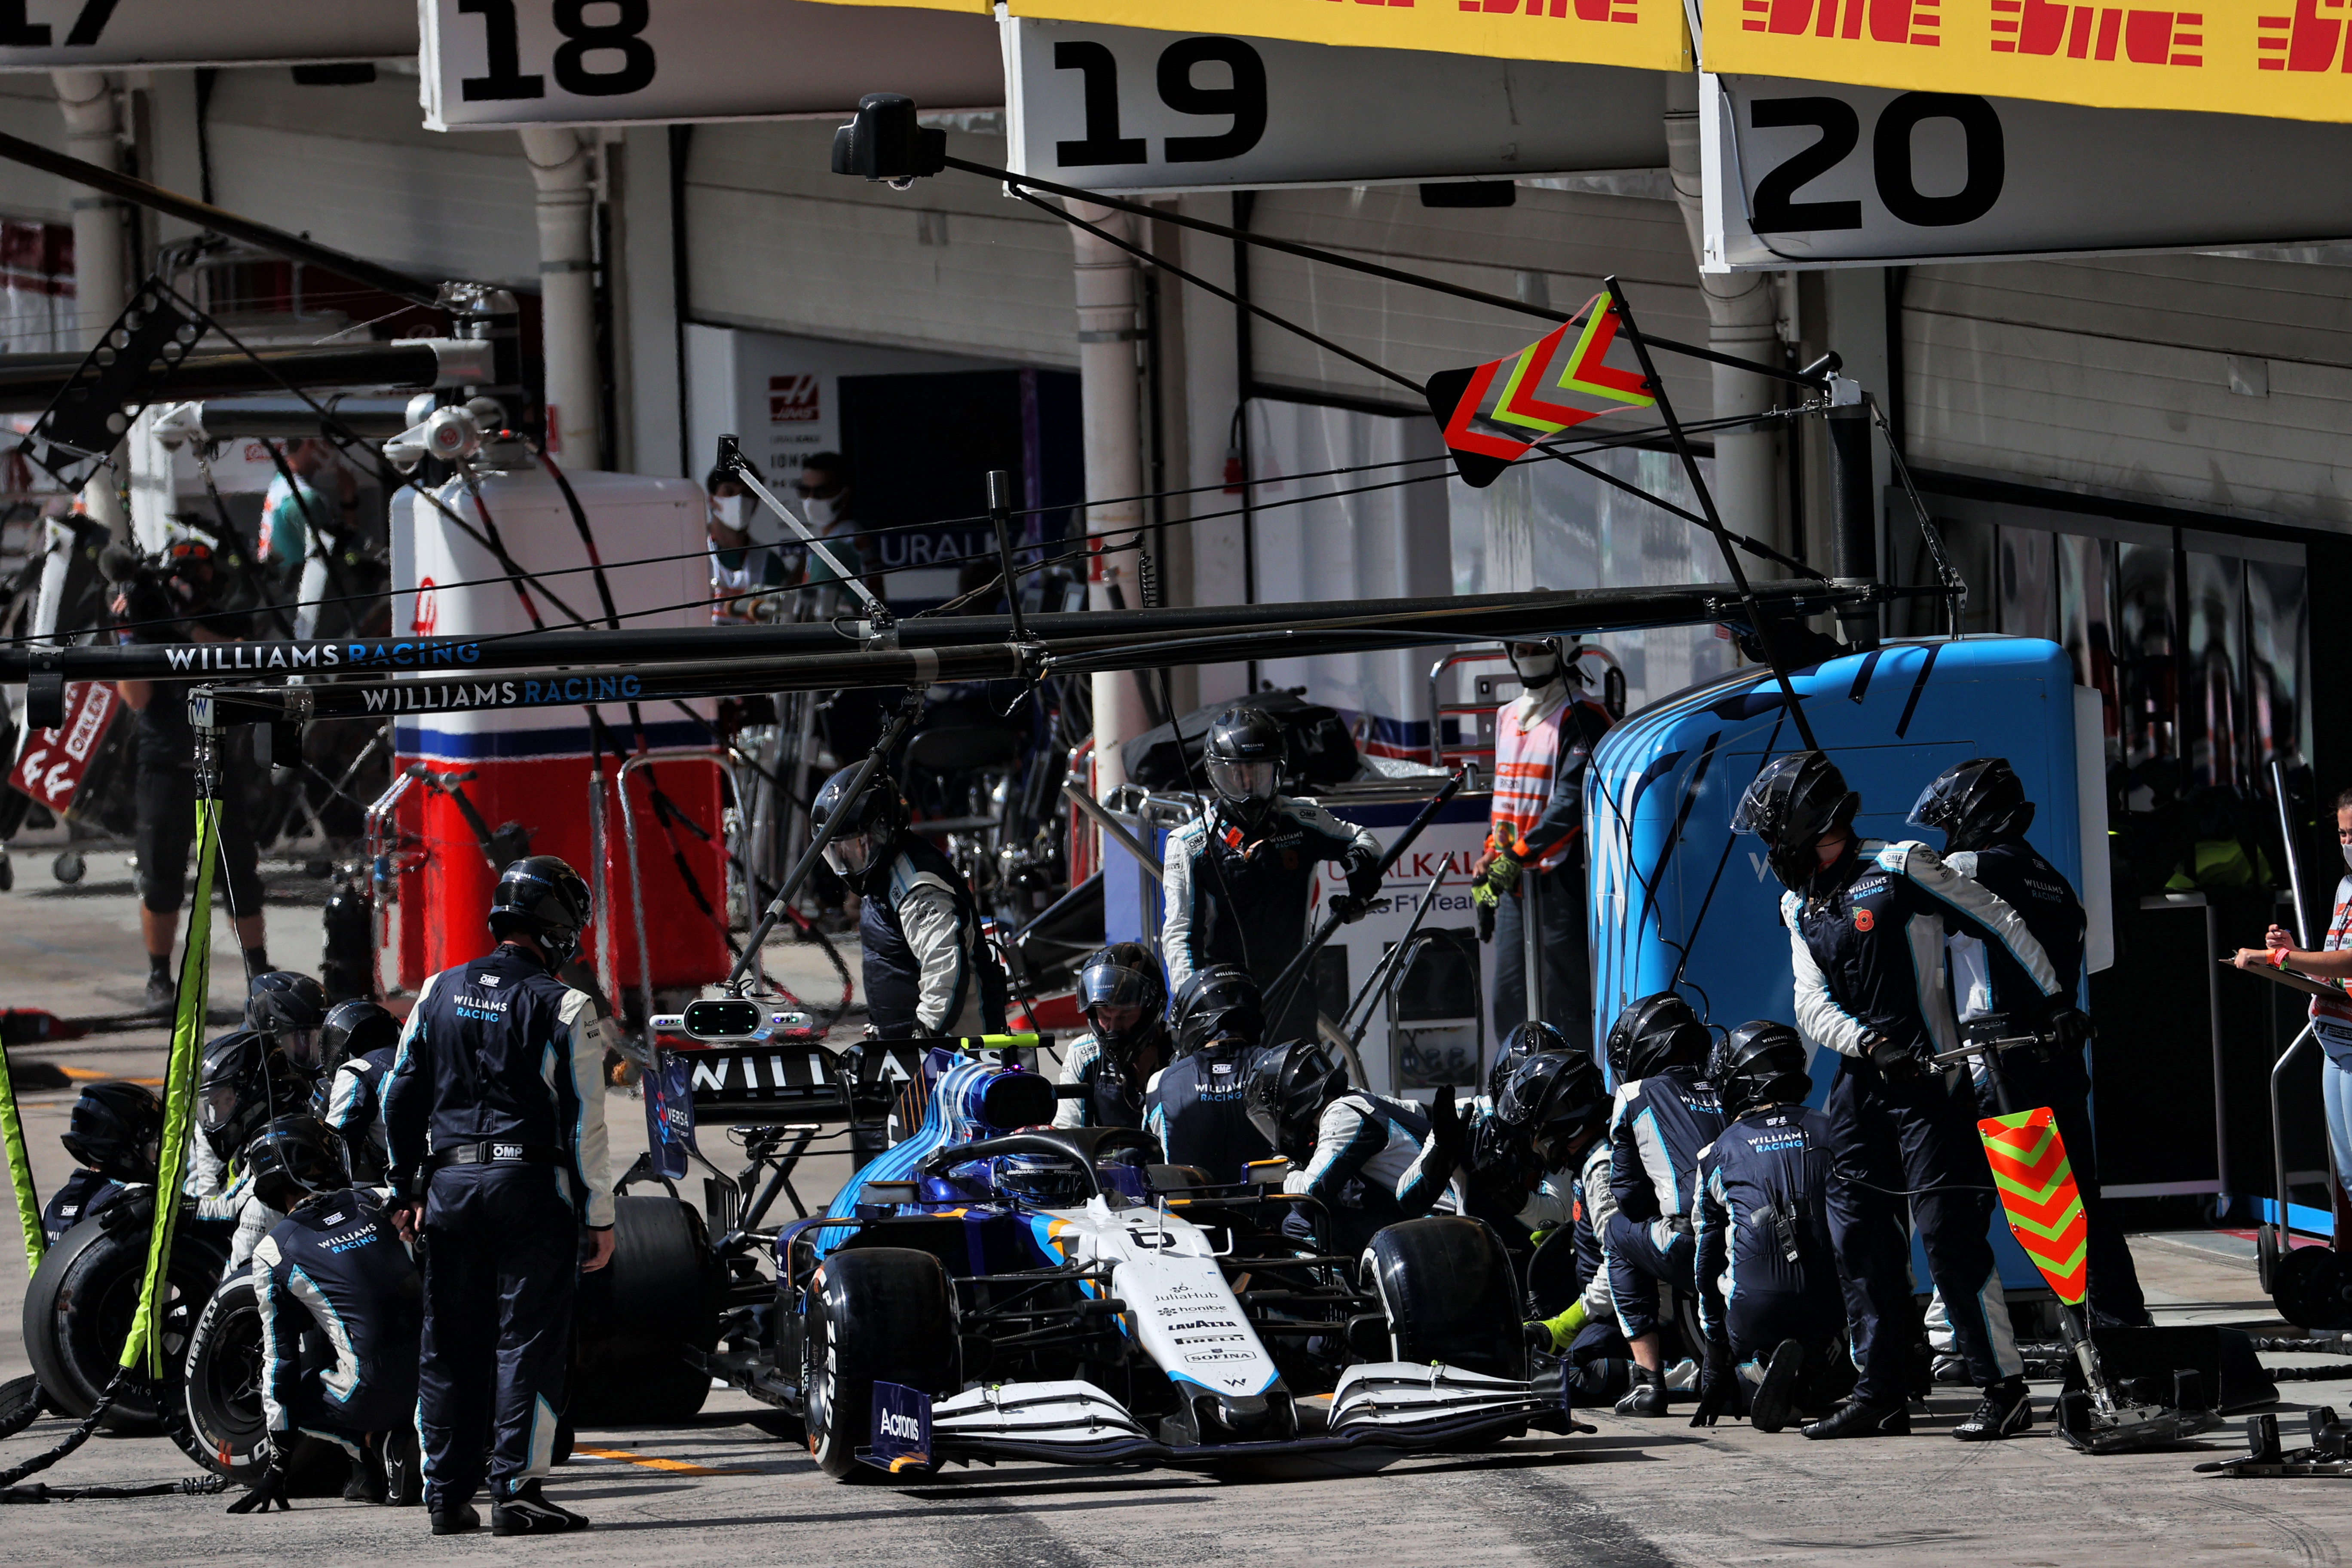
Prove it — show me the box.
[1978,1106,2088,1306]
[1422,291,1656,488]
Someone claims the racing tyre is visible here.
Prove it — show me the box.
[179,1272,342,1494]
[802,1248,959,1481]
[2272,1243,2352,1330]
[572,1194,719,1423]
[1364,1217,1527,1381]
[22,1200,223,1432]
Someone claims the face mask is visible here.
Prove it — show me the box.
[723,494,754,531]
[802,495,838,528]
[2342,842,2352,874]
[1510,647,1561,688]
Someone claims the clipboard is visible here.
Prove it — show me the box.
[2223,959,2348,1002]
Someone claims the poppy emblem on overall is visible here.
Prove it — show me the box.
[1853,907,1875,932]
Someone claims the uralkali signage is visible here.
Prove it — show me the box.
[993,0,1691,70]
[0,0,411,67]
[1702,0,2352,122]
[1701,71,2352,268]
[421,0,1001,129]
[1004,16,1669,193]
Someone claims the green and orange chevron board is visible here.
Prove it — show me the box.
[1422,292,1656,487]
[1978,1106,2088,1306]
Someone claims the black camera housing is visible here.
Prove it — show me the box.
[830,94,946,183]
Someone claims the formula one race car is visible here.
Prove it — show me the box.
[689,1040,1579,1479]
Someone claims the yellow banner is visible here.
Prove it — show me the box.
[1704,0,2352,121]
[815,0,1692,70]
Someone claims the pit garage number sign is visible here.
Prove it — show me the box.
[421,0,1003,129]
[0,0,410,67]
[1701,71,2352,268]
[1004,17,1671,194]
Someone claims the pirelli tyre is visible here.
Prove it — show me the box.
[21,1198,226,1433]
[178,1272,342,1494]
[571,1194,721,1424]
[1363,1216,1528,1382]
[802,1248,959,1481]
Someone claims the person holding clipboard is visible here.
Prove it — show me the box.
[2233,788,2352,1216]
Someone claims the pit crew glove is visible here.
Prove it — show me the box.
[2047,1006,2096,1053]
[1690,1336,1736,1428]
[1867,1035,1930,1084]
[227,1444,291,1514]
[1342,845,1384,904]
[1329,894,1371,925]
[1528,1298,1589,1352]
[1426,1085,1471,1179]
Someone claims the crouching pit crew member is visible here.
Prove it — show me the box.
[386,855,612,1537]
[1145,965,1274,1184]
[322,998,404,1185]
[1524,1044,1634,1381]
[227,1115,423,1514]
[1602,992,1726,1418]
[1057,943,1173,1130]
[43,1082,160,1243]
[1688,1022,1848,1435]
[1463,1024,1602,1252]
[1738,750,2080,1442]
[1246,1038,1469,1256]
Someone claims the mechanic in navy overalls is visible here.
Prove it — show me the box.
[1912,756,2148,1332]
[322,999,402,1185]
[809,765,1007,1039]
[1737,750,2082,1444]
[1055,943,1171,1131]
[1145,965,1276,1184]
[42,1082,160,1243]
[1688,1022,1845,1436]
[226,1115,422,1514]
[1247,1039,1468,1255]
[384,856,611,1538]
[1601,992,1725,1419]
[1161,706,1379,1037]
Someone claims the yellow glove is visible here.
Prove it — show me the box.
[1528,1298,1588,1351]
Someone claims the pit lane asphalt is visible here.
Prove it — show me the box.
[6,872,2352,1565]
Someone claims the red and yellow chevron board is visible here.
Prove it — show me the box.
[1422,293,1658,487]
[1979,1106,2089,1305]
[1704,0,2352,123]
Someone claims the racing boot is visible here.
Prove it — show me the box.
[1749,1340,1804,1436]
[492,1479,591,1535]
[1613,1364,1669,1417]
[429,1501,481,1536]
[342,1439,387,1504]
[1802,1396,1911,1440]
[1952,1375,2034,1442]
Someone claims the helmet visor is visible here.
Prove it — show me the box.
[1206,758,1278,808]
[1079,962,1158,1015]
[823,830,874,879]
[1730,786,1772,838]
[276,1028,324,1075]
[1905,778,1951,830]
[197,1080,240,1133]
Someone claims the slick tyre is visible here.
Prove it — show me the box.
[23,1201,222,1433]
[179,1272,340,1493]
[802,1249,958,1482]
[2272,1244,2352,1331]
[573,1195,719,1423]
[1364,1217,1528,1381]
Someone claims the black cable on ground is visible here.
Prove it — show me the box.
[0,1366,124,1488]
[0,1476,226,1502]
[0,1381,42,1441]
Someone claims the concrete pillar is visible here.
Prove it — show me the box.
[54,69,125,540]
[1663,73,1781,559]
[1071,199,1151,793]
[520,126,601,469]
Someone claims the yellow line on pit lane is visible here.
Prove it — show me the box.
[60,1068,164,1086]
[573,1446,756,1476]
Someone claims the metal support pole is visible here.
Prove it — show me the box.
[988,468,1028,642]
[1522,869,1543,1035]
[1827,381,1880,651]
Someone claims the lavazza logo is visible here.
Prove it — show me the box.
[1163,1318,1239,1332]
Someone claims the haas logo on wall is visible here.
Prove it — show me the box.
[769,374,818,424]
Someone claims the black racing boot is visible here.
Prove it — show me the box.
[492,1480,590,1536]
[1953,1375,2034,1441]
[1612,1364,1669,1417]
[1749,1340,1805,1435]
[343,1440,388,1504]
[1803,1396,1911,1440]
[429,1501,481,1535]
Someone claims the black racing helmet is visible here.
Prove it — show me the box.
[196,1029,314,1161]
[1604,992,1712,1084]
[1202,705,1283,821]
[1496,1050,1610,1163]
[241,1115,350,1213]
[1733,751,1862,893]
[1076,942,1167,1057]
[487,855,593,966]
[1488,1020,1569,1102]
[322,998,400,1066]
[1171,965,1263,1057]
[810,765,906,881]
[1711,1020,1813,1122]
[1244,1038,1345,1161]
[60,1081,164,1185]
[1908,756,2036,854]
[247,971,331,1075]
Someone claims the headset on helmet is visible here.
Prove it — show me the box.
[196,1029,315,1161]
[1076,943,1167,1057]
[488,855,593,967]
[1202,706,1285,823]
[1244,1038,1345,1161]
[60,1081,164,1185]
[1496,1050,1609,1160]
[1507,633,1586,692]
[1733,751,1862,893]
[1488,1020,1569,1102]
[1908,756,2035,854]
[1171,965,1263,1057]
[247,970,331,1075]
[1604,992,1713,1084]
[322,998,400,1066]
[1710,1020,1813,1122]
[241,1115,351,1213]
[810,765,906,881]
